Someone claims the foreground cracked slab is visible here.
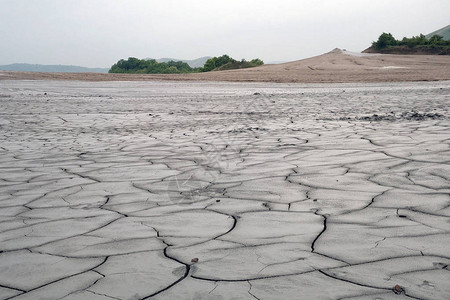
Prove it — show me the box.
[0,80,449,299]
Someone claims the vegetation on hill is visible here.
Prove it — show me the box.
[366,32,450,55]
[109,58,199,74]
[109,55,264,74]
[202,55,264,72]
[373,33,450,49]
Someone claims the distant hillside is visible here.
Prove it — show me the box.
[153,57,212,68]
[0,63,109,73]
[5,49,450,83]
[426,25,450,40]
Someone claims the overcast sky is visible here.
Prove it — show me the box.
[0,0,449,67]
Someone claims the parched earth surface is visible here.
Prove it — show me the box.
[0,80,449,300]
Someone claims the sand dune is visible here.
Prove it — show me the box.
[1,49,449,82]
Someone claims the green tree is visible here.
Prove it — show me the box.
[250,58,264,66]
[428,34,444,45]
[167,60,193,73]
[202,55,236,72]
[202,57,217,72]
[373,33,397,49]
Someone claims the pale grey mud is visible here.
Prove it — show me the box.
[0,80,449,300]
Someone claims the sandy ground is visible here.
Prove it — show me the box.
[0,80,449,299]
[1,49,449,83]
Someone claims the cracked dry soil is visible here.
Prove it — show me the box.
[0,80,449,300]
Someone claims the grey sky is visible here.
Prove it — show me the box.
[0,0,449,67]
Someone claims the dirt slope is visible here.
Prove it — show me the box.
[1,49,449,83]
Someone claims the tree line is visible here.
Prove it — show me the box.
[373,32,450,50]
[109,55,264,74]
[109,58,197,74]
[202,55,264,72]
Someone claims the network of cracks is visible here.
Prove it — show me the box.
[0,81,449,299]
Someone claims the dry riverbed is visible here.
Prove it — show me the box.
[0,80,449,299]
